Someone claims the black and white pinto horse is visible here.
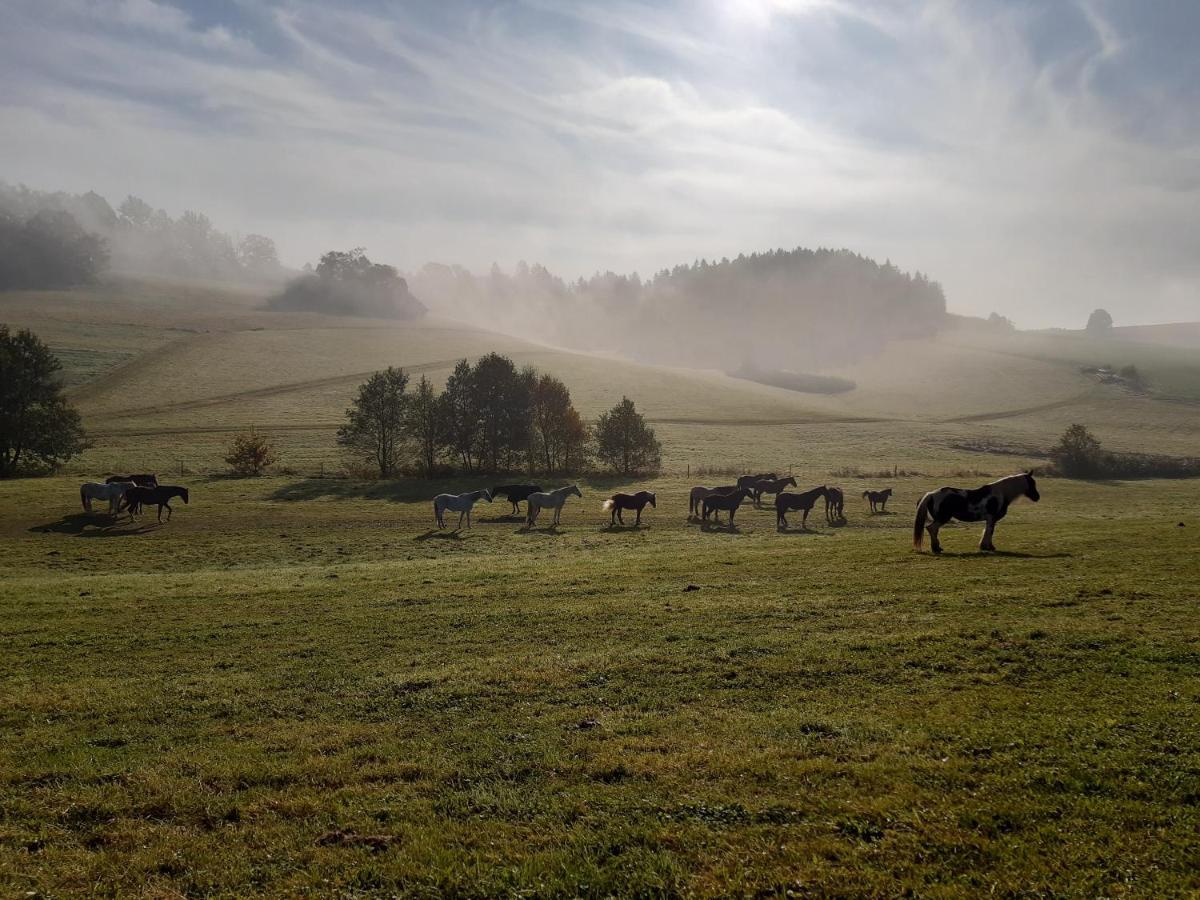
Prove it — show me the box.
[913,473,1040,553]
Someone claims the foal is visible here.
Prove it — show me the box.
[602,491,656,526]
[775,486,828,530]
[863,488,893,513]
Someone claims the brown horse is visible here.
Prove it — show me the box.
[736,472,777,492]
[689,485,737,518]
[602,490,656,526]
[775,486,828,530]
[124,485,189,522]
[702,488,752,526]
[863,488,893,512]
[825,486,845,522]
[748,475,796,508]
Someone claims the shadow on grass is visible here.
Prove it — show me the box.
[932,550,1073,559]
[775,526,831,536]
[518,524,564,535]
[30,514,158,537]
[414,529,464,541]
[600,523,650,533]
[268,476,626,505]
[699,521,742,534]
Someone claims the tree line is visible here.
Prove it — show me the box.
[337,353,660,478]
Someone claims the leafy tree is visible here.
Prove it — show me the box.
[223,430,278,475]
[595,397,661,475]
[1051,423,1104,477]
[118,195,153,228]
[530,372,588,472]
[0,325,89,477]
[237,234,280,274]
[337,367,409,478]
[0,209,108,289]
[1086,308,1113,334]
[559,406,592,473]
[471,353,532,472]
[270,248,426,319]
[406,374,446,478]
[443,360,480,472]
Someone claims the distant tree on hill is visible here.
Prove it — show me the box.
[224,430,278,476]
[1087,309,1113,334]
[987,312,1015,331]
[1050,424,1104,477]
[236,234,280,275]
[338,367,410,478]
[0,325,90,477]
[269,248,426,319]
[0,209,108,289]
[595,397,661,475]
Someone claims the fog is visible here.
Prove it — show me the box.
[2,0,1198,331]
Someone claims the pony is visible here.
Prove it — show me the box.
[775,486,829,530]
[433,489,492,530]
[863,488,893,513]
[688,485,736,518]
[913,472,1040,554]
[702,487,752,525]
[106,473,158,487]
[81,482,130,515]
[748,475,796,508]
[124,485,189,522]
[602,490,656,526]
[490,484,542,517]
[736,473,777,492]
[527,485,582,527]
[825,486,845,522]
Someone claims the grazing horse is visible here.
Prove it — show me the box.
[81,482,130,515]
[737,473,777,492]
[825,487,845,522]
[490,484,542,517]
[914,472,1040,554]
[527,485,582,527]
[688,485,737,518]
[863,488,893,513]
[775,486,829,530]
[749,475,796,508]
[602,491,656,526]
[433,489,492,530]
[125,485,189,522]
[702,487,751,525]
[106,473,158,487]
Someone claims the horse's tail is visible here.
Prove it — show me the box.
[913,492,933,549]
[602,499,614,512]
[862,490,870,499]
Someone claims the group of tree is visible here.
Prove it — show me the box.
[337,354,659,478]
[409,247,948,371]
[268,248,426,320]
[0,325,89,477]
[1050,423,1199,479]
[0,180,283,287]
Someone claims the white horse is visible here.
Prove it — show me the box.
[81,482,129,516]
[433,489,492,530]
[526,484,582,527]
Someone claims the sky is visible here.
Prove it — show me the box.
[2,0,1198,327]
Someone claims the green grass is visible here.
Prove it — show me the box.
[1,474,1198,896]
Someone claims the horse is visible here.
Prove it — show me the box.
[602,491,656,526]
[81,482,130,515]
[863,488,893,513]
[913,472,1040,554]
[737,473,777,492]
[433,489,492,530]
[106,473,158,487]
[490,484,542,517]
[775,486,829,530]
[124,485,189,522]
[825,486,845,522]
[748,475,796,508]
[702,487,751,525]
[688,485,737,518]
[527,485,582,527]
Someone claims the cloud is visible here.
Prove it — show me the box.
[0,0,1197,326]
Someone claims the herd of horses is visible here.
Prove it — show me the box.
[80,474,189,522]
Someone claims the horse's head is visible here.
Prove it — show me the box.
[784,476,797,488]
[179,487,189,504]
[883,488,893,498]
[483,489,493,502]
[570,485,582,499]
[647,492,656,507]
[1024,471,1040,502]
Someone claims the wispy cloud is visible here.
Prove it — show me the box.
[1,0,1197,325]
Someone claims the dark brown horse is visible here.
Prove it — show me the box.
[490,484,542,516]
[775,486,828,530]
[124,485,189,522]
[863,488,893,512]
[689,484,737,517]
[107,473,158,487]
[748,475,796,508]
[825,486,845,522]
[602,490,656,526]
[736,472,777,492]
[703,487,752,526]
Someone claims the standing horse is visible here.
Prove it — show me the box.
[737,473,777,492]
[863,488,893,513]
[490,484,542,517]
[825,487,845,522]
[124,485,189,522]
[749,475,796,508]
[688,485,736,518]
[526,485,582,527]
[775,486,829,530]
[602,491,656,526]
[433,489,492,530]
[702,487,751,526]
[913,472,1040,554]
[106,474,158,487]
[81,482,130,515]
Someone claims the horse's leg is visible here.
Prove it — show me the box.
[802,507,809,529]
[980,517,997,552]
[927,520,943,554]
[635,506,642,526]
[458,508,466,530]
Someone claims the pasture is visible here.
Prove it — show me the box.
[1,279,1198,895]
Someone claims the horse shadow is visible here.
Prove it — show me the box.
[414,529,465,541]
[477,514,524,524]
[30,514,158,537]
[868,510,897,517]
[935,550,1072,560]
[775,525,829,536]
[700,521,741,534]
[601,523,648,533]
[518,524,563,535]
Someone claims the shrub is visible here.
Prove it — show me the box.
[224,430,278,476]
[1050,424,1104,478]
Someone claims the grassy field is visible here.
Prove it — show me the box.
[1,279,1199,895]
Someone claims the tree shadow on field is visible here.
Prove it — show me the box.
[414,529,464,541]
[269,478,488,504]
[30,514,158,537]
